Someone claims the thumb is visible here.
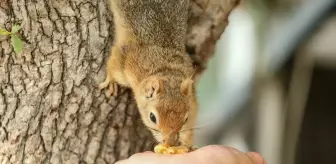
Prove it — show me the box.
[190,145,265,164]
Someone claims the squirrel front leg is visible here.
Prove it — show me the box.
[100,0,136,97]
[99,46,123,97]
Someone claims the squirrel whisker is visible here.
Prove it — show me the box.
[179,125,208,133]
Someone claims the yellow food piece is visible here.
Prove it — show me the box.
[176,147,189,154]
[154,144,168,154]
[154,144,190,154]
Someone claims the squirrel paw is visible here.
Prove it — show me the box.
[99,76,110,90]
[105,82,118,97]
[190,145,198,151]
[99,82,109,90]
[99,76,118,97]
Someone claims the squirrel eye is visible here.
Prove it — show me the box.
[150,112,157,124]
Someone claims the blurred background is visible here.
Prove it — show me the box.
[194,0,336,164]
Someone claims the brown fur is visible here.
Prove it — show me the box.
[100,0,197,147]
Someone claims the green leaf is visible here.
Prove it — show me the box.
[11,34,23,54]
[0,27,11,35]
[11,24,21,34]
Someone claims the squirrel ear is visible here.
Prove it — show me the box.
[180,79,194,96]
[142,76,166,99]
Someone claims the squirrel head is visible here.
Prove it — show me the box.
[135,75,198,147]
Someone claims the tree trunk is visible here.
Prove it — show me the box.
[0,0,238,163]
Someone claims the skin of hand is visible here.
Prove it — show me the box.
[115,145,266,164]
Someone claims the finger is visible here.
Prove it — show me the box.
[142,151,155,154]
[129,152,188,164]
[115,159,128,164]
[115,153,159,164]
[128,153,165,164]
[189,145,238,163]
[246,152,266,164]
[191,145,262,164]
[223,148,265,164]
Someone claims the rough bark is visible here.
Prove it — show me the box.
[187,0,239,81]
[0,0,239,163]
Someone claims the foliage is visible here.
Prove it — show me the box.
[0,24,23,54]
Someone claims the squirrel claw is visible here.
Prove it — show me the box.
[99,76,118,97]
[105,82,118,97]
[112,82,118,97]
[105,89,113,97]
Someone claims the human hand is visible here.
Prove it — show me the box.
[115,145,265,164]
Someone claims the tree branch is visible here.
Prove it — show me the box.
[188,0,240,82]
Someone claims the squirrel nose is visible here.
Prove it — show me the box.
[163,134,178,146]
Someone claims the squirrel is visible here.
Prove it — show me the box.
[99,0,198,150]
